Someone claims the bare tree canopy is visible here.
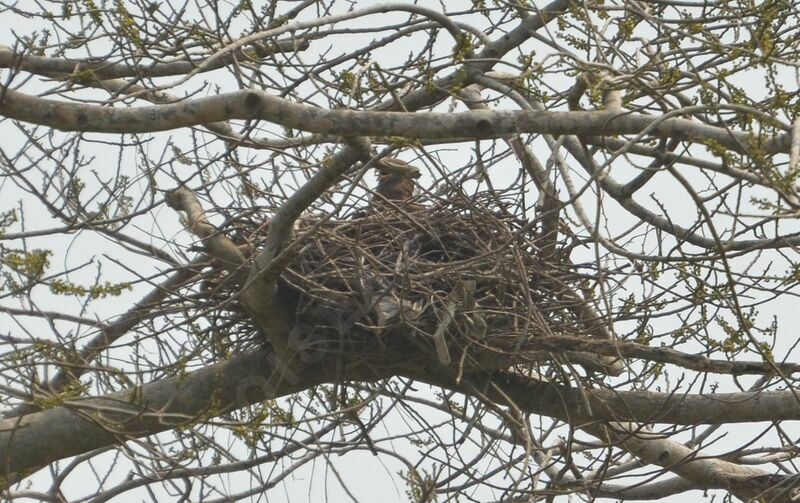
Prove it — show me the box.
[1,1,799,501]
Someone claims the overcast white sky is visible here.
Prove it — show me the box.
[1,1,798,501]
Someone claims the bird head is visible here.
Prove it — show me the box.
[372,158,421,203]
[374,157,421,180]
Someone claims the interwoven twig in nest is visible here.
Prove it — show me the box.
[197,191,618,373]
[278,193,593,359]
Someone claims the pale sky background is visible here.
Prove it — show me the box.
[1,1,798,502]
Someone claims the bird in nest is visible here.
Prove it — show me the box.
[370,157,422,212]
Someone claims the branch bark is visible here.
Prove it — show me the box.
[0,38,309,80]
[4,349,800,478]
[0,350,314,477]
[0,87,792,157]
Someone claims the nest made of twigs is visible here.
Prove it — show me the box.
[196,189,608,370]
[273,192,591,358]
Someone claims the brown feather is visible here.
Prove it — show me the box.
[370,157,421,209]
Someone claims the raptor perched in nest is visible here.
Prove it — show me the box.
[370,157,422,211]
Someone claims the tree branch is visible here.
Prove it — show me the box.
[165,188,247,274]
[241,138,371,357]
[0,87,791,157]
[0,39,309,80]
[428,370,800,426]
[4,350,800,478]
[3,259,204,419]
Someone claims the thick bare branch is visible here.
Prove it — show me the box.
[4,350,800,480]
[0,87,792,157]
[439,371,800,426]
[0,39,309,80]
[0,350,328,476]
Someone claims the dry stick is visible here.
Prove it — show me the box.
[165,188,247,274]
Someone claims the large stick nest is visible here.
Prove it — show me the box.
[201,191,613,371]
[283,193,599,361]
